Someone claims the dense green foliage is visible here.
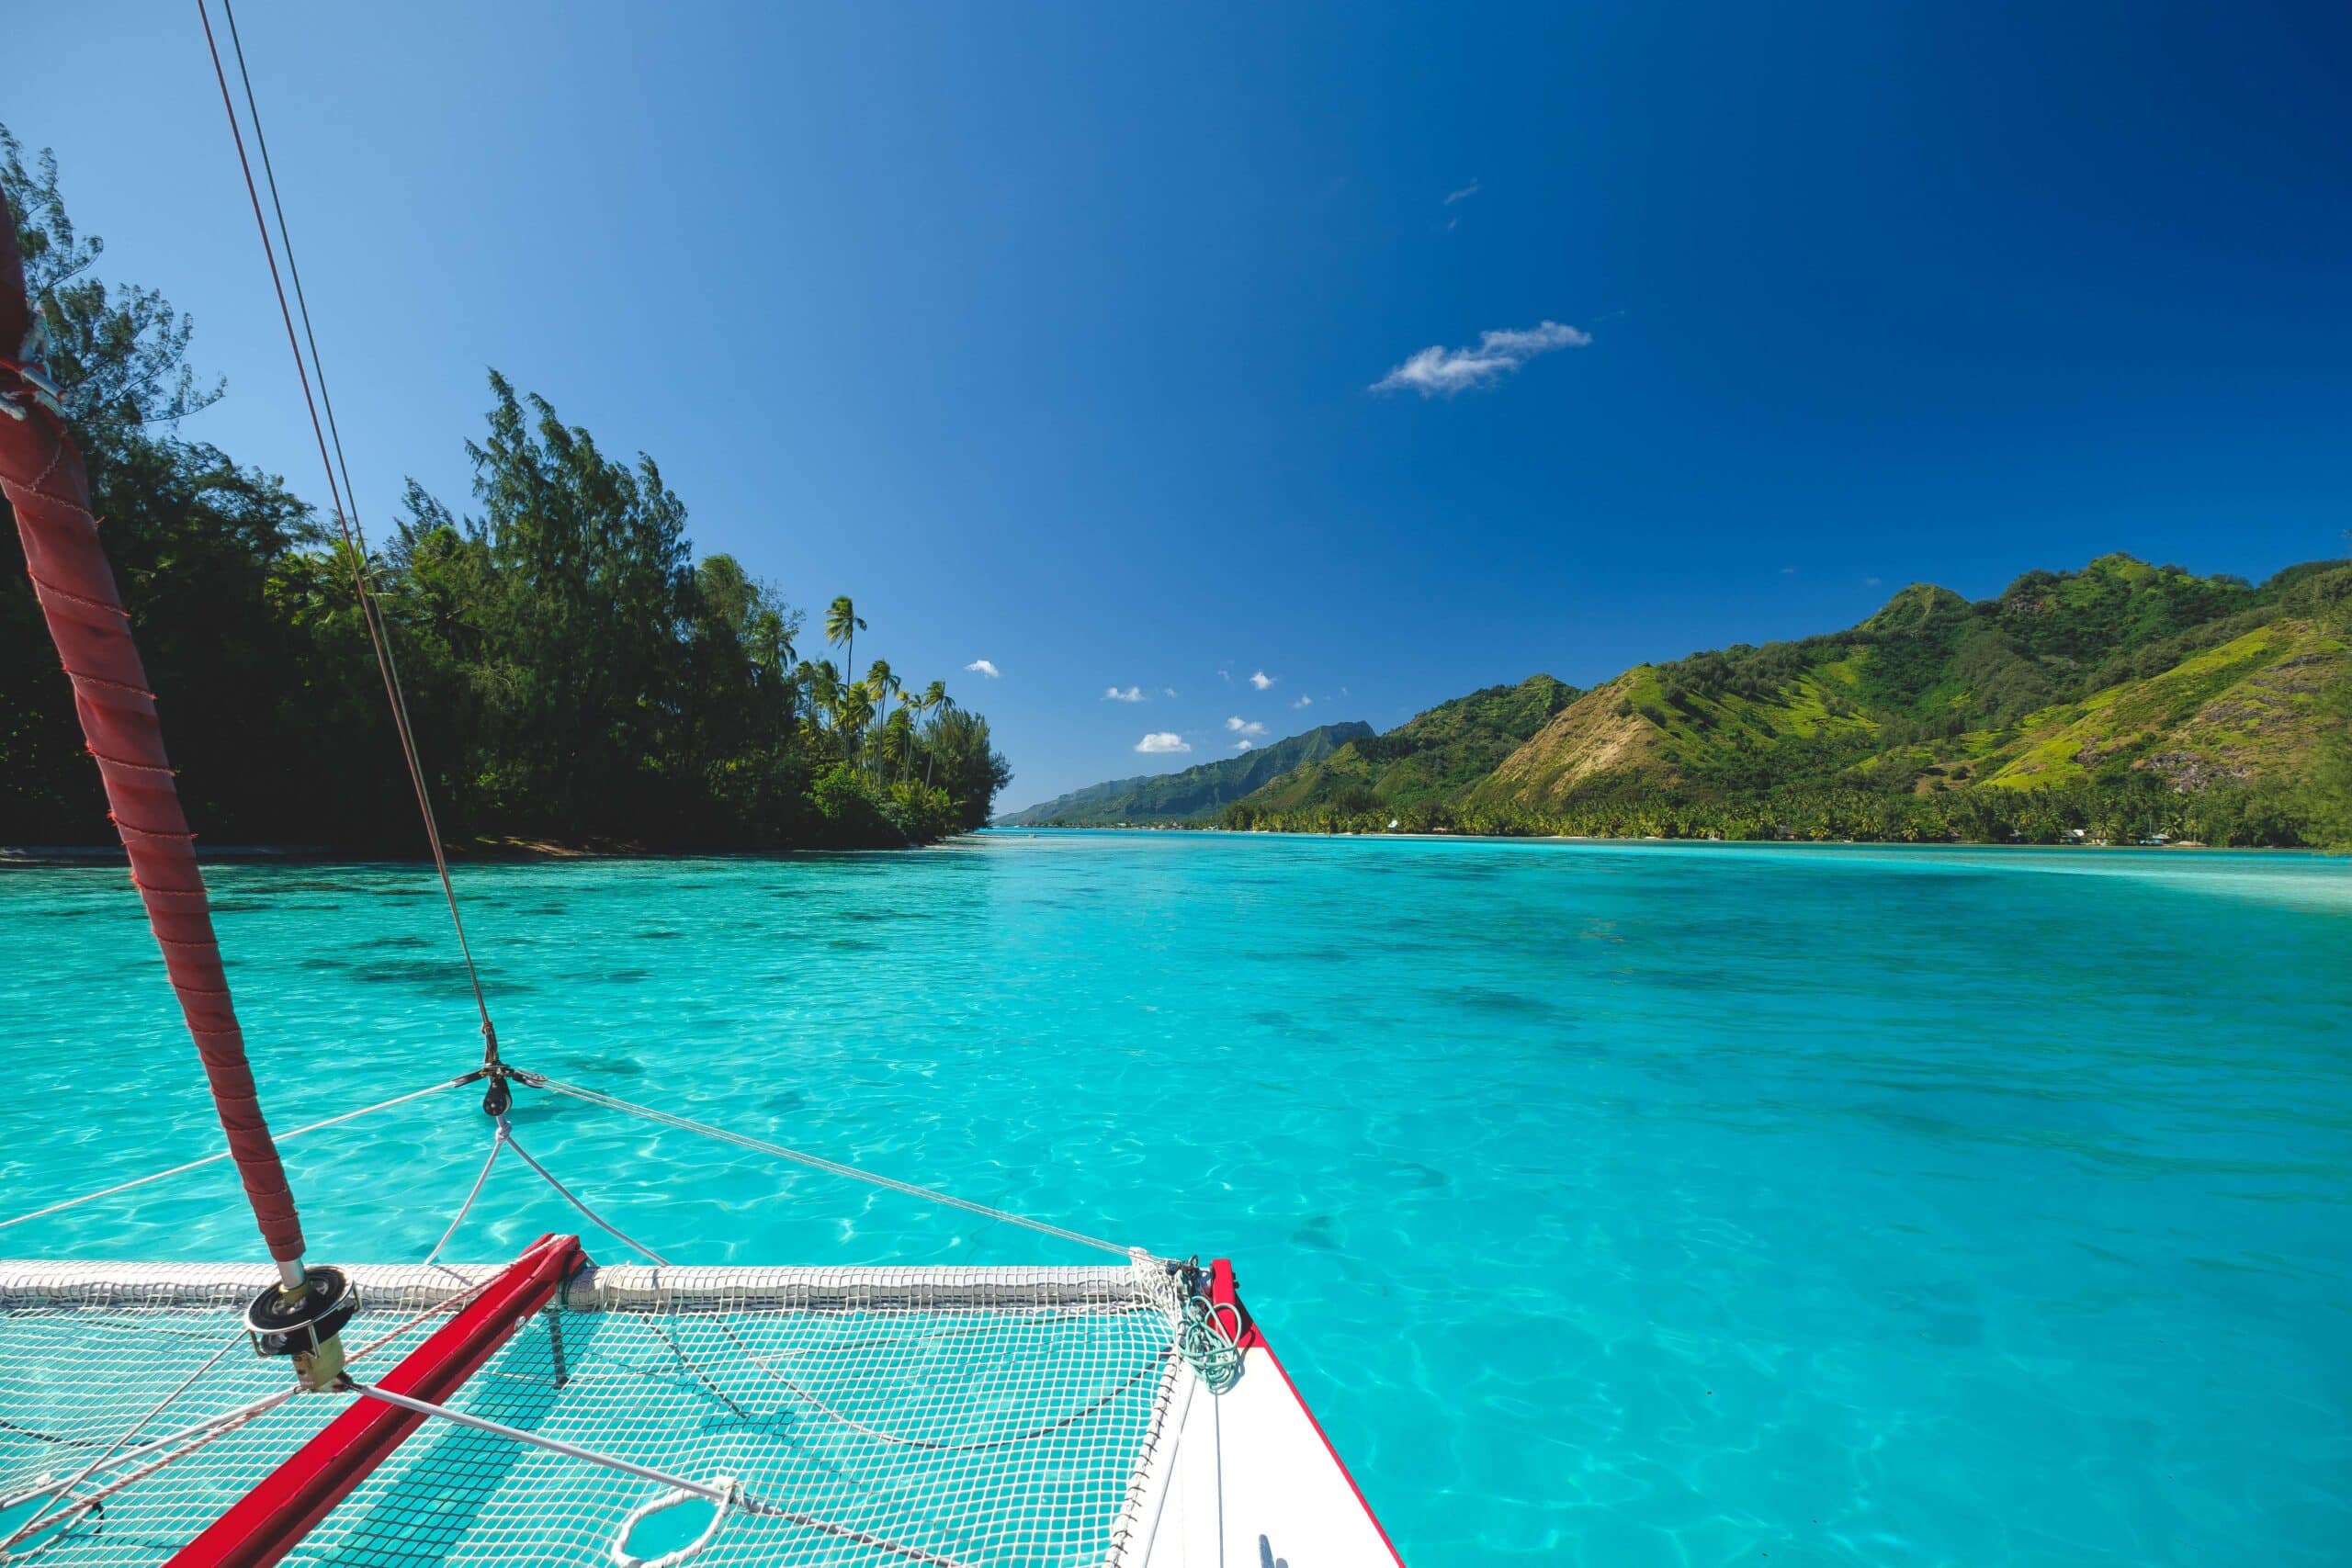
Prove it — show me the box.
[1225,557,2352,847]
[1225,675,1577,819]
[0,127,1005,852]
[997,721,1373,826]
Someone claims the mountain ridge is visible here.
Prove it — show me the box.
[1219,554,2352,846]
[997,721,1374,826]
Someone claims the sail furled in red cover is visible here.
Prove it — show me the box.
[0,202,305,1265]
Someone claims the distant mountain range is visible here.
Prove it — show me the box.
[1236,554,2350,846]
[996,721,1374,826]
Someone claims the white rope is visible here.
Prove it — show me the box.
[0,1076,471,1235]
[345,1384,970,1568]
[498,1119,673,1267]
[0,1335,243,1555]
[608,1475,740,1568]
[518,1074,1140,1259]
[421,1126,504,1276]
[351,1381,730,1499]
[345,1269,503,1363]
[0,1385,301,1518]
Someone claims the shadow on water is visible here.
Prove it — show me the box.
[560,1055,650,1078]
[1440,986,1563,1020]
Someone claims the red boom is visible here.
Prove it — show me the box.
[165,1234,586,1568]
[0,199,305,1264]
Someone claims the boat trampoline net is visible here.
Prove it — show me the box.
[0,1260,1189,1568]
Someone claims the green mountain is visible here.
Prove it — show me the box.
[1224,555,2352,846]
[997,721,1375,826]
[1225,675,1580,818]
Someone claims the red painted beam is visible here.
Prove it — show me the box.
[166,1234,586,1568]
[1207,1258,1408,1567]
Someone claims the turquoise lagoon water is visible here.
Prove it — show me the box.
[2,833,2348,1565]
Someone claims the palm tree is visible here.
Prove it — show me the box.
[798,659,842,735]
[834,680,876,758]
[882,702,916,785]
[825,596,865,746]
[919,680,951,786]
[864,659,899,778]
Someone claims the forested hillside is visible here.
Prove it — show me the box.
[1226,556,2352,847]
[998,721,1373,825]
[1222,677,1577,818]
[1,127,1006,852]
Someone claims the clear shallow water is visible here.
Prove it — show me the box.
[3,833,2348,1566]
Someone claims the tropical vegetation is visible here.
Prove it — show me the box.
[997,722,1372,826]
[1220,555,2352,847]
[0,125,1006,852]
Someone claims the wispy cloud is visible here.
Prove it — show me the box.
[1104,685,1144,702]
[1249,671,1276,691]
[965,659,1001,678]
[1162,687,1179,698]
[1292,694,1313,709]
[1444,178,1481,205]
[1863,575,1883,587]
[1136,732,1190,754]
[1780,566,1798,577]
[1371,321,1591,398]
[1235,739,1256,752]
[1226,716,1267,738]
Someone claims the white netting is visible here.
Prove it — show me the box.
[0,1262,1191,1568]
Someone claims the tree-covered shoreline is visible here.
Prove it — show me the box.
[1218,558,2352,849]
[1,127,1006,854]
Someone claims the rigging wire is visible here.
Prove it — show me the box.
[0,1075,478,1235]
[519,1072,1146,1259]
[198,0,502,1068]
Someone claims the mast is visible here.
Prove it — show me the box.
[0,197,344,1380]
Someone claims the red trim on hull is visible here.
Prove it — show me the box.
[1208,1258,1408,1567]
[164,1234,586,1568]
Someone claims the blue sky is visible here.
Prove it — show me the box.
[16,3,2352,808]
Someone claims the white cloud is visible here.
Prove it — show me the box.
[1292,694,1313,709]
[1371,320,1591,398]
[1226,716,1267,738]
[1136,732,1190,754]
[1162,687,1179,698]
[1444,178,1481,205]
[1235,739,1255,751]
[1864,575,1883,587]
[1780,566,1798,577]
[965,659,1001,678]
[1104,685,1144,702]
[1249,671,1275,690]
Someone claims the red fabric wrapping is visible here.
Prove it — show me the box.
[1,209,306,1264]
